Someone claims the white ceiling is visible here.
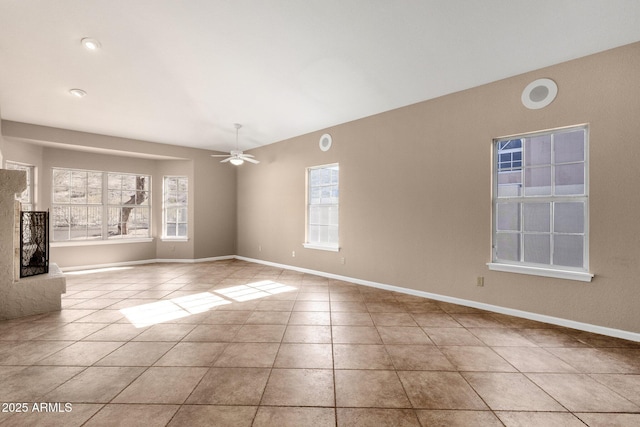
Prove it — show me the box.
[1,1,639,153]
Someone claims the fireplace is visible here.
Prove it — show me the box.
[20,211,49,278]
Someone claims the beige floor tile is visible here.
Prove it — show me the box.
[213,342,279,367]
[493,346,579,373]
[337,408,420,426]
[288,311,331,325]
[398,371,488,410]
[330,301,368,312]
[45,366,145,402]
[233,324,286,342]
[547,347,640,374]
[274,343,333,368]
[132,323,196,341]
[262,368,334,406]
[439,346,517,372]
[468,328,537,346]
[423,327,485,346]
[371,312,418,326]
[416,410,503,426]
[411,312,462,328]
[575,413,640,426]
[591,373,640,406]
[83,404,179,427]
[83,323,145,341]
[154,342,227,366]
[330,312,374,326]
[332,326,382,344]
[168,405,257,427]
[293,301,331,311]
[1,403,103,427]
[385,345,455,371]
[333,344,393,369]
[182,324,241,342]
[0,340,73,365]
[202,310,253,324]
[112,367,207,404]
[186,367,270,405]
[246,310,291,324]
[496,411,587,427]
[36,341,124,366]
[377,326,433,345]
[463,372,565,411]
[283,325,332,343]
[0,366,84,401]
[335,370,410,408]
[527,373,640,412]
[95,341,173,366]
[255,407,335,427]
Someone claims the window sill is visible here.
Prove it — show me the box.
[52,238,154,247]
[487,262,594,282]
[303,243,340,252]
[161,237,189,242]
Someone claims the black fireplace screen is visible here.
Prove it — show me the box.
[20,211,49,278]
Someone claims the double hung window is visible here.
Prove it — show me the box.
[304,164,339,251]
[163,176,188,239]
[489,125,592,281]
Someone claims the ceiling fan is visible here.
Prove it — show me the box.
[211,123,259,165]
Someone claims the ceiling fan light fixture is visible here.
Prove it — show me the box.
[230,157,244,166]
[81,37,101,50]
[69,88,87,98]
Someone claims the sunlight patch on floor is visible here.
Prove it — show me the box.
[121,280,297,327]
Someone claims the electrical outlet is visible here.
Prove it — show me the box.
[340,257,346,265]
[292,251,296,257]
[258,245,262,252]
[477,276,484,287]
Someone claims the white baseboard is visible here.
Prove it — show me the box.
[60,255,640,342]
[237,256,640,343]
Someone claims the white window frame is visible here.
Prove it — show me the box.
[52,168,151,243]
[162,176,188,241]
[5,160,35,211]
[304,163,339,252]
[487,125,593,282]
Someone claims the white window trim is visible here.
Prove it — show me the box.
[304,163,339,250]
[162,176,188,240]
[52,238,154,247]
[303,242,340,252]
[491,125,591,280]
[487,262,593,282]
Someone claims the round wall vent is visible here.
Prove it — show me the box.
[319,133,332,151]
[521,78,558,109]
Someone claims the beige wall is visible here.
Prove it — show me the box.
[1,122,237,268]
[237,42,640,334]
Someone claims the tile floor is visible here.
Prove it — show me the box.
[0,259,639,426]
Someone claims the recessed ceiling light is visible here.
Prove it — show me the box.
[69,88,87,98]
[81,37,101,51]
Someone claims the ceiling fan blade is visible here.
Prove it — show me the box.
[240,153,255,158]
[211,154,230,157]
[243,157,260,164]
[219,157,232,163]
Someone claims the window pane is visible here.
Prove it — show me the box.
[177,223,187,237]
[166,224,176,236]
[554,235,584,268]
[524,166,551,196]
[554,202,584,233]
[524,234,550,264]
[497,171,522,197]
[555,163,584,195]
[496,233,520,261]
[525,135,551,166]
[555,130,585,163]
[496,203,520,231]
[53,187,70,203]
[523,203,550,232]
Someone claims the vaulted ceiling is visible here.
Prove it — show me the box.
[1,1,639,153]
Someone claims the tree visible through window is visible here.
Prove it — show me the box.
[52,168,150,241]
[492,125,588,273]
